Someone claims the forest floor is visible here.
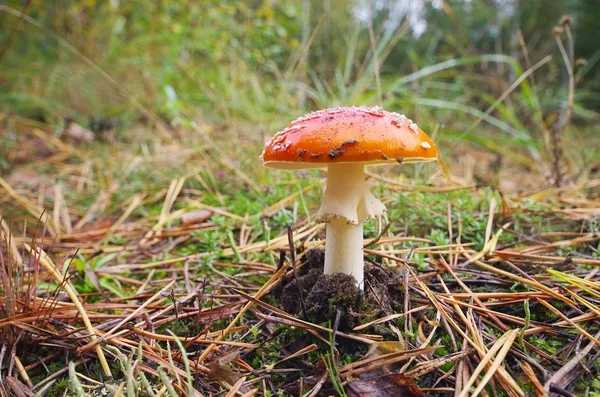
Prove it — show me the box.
[1,116,600,396]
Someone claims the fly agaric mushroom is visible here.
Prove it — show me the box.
[261,106,437,288]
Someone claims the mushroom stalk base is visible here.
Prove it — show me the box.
[324,218,364,288]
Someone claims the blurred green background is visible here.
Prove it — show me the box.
[1,0,599,187]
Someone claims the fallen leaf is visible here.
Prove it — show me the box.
[359,341,408,374]
[208,362,242,385]
[64,120,95,142]
[346,373,425,397]
[6,170,43,189]
[181,209,214,225]
[208,352,242,385]
[365,341,406,358]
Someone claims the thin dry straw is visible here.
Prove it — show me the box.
[24,244,112,379]
[459,329,520,397]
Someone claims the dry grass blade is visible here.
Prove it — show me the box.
[463,222,509,266]
[365,170,476,192]
[517,233,600,254]
[1,219,22,268]
[548,269,600,296]
[340,346,439,377]
[520,361,546,397]
[73,181,120,230]
[407,266,477,352]
[261,185,315,218]
[544,330,600,394]
[352,304,430,331]
[467,256,577,306]
[107,192,146,236]
[140,177,186,245]
[264,344,319,371]
[435,297,535,328]
[492,251,600,266]
[130,327,257,348]
[23,244,112,379]
[536,298,600,346]
[438,292,547,299]
[459,329,521,397]
[13,356,33,388]
[561,290,600,319]
[0,177,55,236]
[78,279,177,353]
[484,197,496,245]
[52,183,71,236]
[408,266,524,396]
[404,350,472,378]
[196,257,296,364]
[225,376,247,397]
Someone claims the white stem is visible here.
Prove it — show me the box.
[319,163,385,289]
[324,218,364,288]
[317,163,385,225]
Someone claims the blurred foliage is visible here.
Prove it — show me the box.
[0,0,598,146]
[0,0,302,120]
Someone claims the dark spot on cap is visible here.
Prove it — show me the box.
[396,157,404,163]
[328,149,341,159]
[381,154,389,160]
[324,116,334,121]
[297,149,308,158]
[310,152,323,159]
[328,140,359,160]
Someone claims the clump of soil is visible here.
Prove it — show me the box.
[305,273,360,329]
[278,248,324,314]
[364,263,405,315]
[273,247,404,331]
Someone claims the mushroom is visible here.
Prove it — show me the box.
[261,106,438,288]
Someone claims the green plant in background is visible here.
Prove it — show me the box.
[2,0,598,190]
[72,253,126,299]
[2,1,598,135]
[0,1,301,123]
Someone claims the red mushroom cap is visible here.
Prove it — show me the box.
[261,106,437,169]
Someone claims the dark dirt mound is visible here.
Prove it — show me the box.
[274,247,405,331]
[305,272,360,329]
